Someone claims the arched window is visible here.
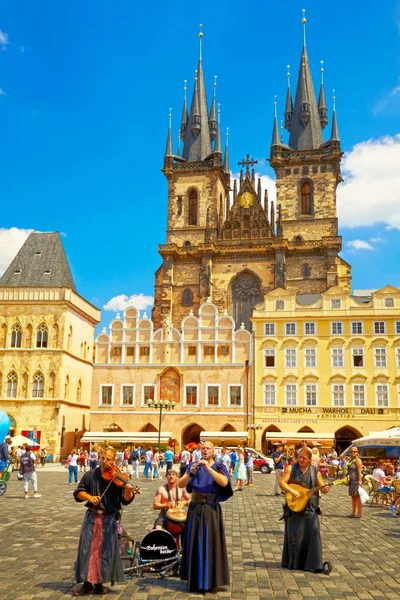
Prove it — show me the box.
[32,372,44,398]
[183,288,193,306]
[188,189,198,225]
[303,264,310,279]
[11,324,22,348]
[36,324,48,348]
[300,181,312,215]
[6,372,18,398]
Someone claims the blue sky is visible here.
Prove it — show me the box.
[0,0,400,329]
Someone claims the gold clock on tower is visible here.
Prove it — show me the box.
[240,191,254,209]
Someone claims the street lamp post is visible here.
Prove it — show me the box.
[147,399,175,450]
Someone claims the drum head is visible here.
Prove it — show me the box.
[140,529,177,561]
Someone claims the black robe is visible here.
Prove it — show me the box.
[281,463,323,571]
[73,468,134,584]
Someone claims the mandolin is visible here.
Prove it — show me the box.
[285,477,348,512]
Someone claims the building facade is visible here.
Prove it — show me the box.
[89,301,251,449]
[0,233,100,459]
[252,285,400,454]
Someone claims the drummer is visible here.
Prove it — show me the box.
[153,469,191,529]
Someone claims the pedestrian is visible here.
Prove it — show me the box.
[164,446,174,472]
[88,447,98,470]
[20,445,41,499]
[0,435,12,479]
[179,446,191,478]
[234,446,246,491]
[40,447,47,467]
[280,446,330,571]
[144,447,153,478]
[72,447,136,596]
[68,448,79,484]
[78,448,87,473]
[179,440,233,592]
[244,449,254,487]
[130,446,140,480]
[273,444,284,495]
[151,448,160,479]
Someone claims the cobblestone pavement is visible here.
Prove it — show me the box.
[0,468,399,599]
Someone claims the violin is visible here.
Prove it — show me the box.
[101,465,140,495]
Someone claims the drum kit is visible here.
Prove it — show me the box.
[124,507,187,578]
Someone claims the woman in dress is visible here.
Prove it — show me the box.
[234,446,246,491]
[347,446,363,518]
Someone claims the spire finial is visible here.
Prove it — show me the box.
[287,64,291,88]
[332,89,336,111]
[302,9,307,47]
[213,75,217,97]
[199,23,203,60]
[320,60,324,84]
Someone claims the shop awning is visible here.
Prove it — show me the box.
[80,432,172,444]
[263,432,334,441]
[200,431,248,440]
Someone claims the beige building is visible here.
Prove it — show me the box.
[252,285,400,454]
[88,301,252,449]
[0,232,100,459]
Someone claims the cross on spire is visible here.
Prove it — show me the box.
[238,154,258,173]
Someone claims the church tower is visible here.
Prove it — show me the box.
[153,28,278,331]
[269,11,351,294]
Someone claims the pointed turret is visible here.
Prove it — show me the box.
[209,76,218,141]
[223,127,230,174]
[330,90,340,141]
[271,97,281,146]
[165,109,173,157]
[284,65,294,131]
[288,11,324,150]
[182,27,212,162]
[318,61,328,129]
[179,80,188,140]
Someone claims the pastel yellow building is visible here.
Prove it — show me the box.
[252,285,400,454]
[0,233,100,459]
[87,301,252,449]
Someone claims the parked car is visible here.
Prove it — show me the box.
[245,448,274,474]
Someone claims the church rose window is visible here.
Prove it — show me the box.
[300,181,312,215]
[188,189,198,225]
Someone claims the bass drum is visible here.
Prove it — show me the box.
[139,529,177,563]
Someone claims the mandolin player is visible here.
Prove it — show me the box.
[279,447,330,573]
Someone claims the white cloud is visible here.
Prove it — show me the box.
[337,134,400,229]
[0,227,34,276]
[346,239,375,251]
[0,30,9,49]
[103,293,154,313]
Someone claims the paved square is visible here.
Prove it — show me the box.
[0,467,399,599]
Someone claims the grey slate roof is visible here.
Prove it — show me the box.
[0,232,76,290]
[182,60,212,161]
[288,46,324,150]
[296,293,321,305]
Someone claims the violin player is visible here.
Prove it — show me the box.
[73,446,137,596]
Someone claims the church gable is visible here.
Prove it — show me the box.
[220,173,273,241]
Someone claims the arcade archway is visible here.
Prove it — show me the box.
[182,423,205,447]
[335,425,362,454]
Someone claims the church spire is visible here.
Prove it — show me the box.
[271,96,280,146]
[179,80,188,140]
[288,10,324,150]
[318,61,328,129]
[330,90,340,141]
[182,25,212,161]
[224,127,230,174]
[284,65,293,131]
[209,75,218,141]
[165,108,173,157]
